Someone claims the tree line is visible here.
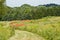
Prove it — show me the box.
[0,0,60,21]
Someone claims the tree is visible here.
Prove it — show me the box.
[0,0,6,20]
[0,0,5,3]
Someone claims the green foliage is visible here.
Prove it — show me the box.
[0,0,60,21]
[0,0,6,20]
[1,5,60,21]
[0,23,15,40]
[0,0,5,3]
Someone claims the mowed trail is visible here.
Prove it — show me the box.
[8,30,45,40]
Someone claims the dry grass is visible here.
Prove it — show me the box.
[8,30,45,40]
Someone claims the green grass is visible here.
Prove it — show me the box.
[0,16,60,40]
[0,22,15,40]
[17,16,60,40]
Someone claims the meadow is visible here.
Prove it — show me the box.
[0,16,60,40]
[0,0,60,40]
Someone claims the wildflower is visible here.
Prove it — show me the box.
[15,23,25,26]
[10,22,25,27]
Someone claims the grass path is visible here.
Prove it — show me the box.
[8,30,45,40]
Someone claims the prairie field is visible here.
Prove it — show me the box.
[0,16,60,40]
[0,0,60,40]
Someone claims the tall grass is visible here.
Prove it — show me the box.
[17,16,60,40]
[0,16,60,40]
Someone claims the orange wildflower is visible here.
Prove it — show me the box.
[15,23,25,26]
[10,22,25,27]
